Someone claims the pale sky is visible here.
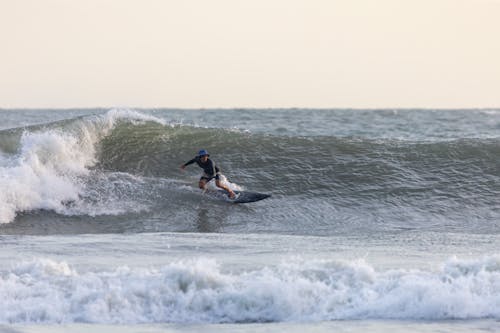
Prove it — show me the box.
[1,0,499,108]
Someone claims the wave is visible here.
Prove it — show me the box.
[0,109,499,228]
[94,116,500,186]
[0,110,500,223]
[1,255,499,324]
[94,119,500,219]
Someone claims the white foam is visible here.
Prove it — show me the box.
[1,255,499,324]
[0,109,165,224]
[210,174,244,192]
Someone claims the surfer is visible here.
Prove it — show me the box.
[180,149,236,199]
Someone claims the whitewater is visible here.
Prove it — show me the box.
[0,108,499,333]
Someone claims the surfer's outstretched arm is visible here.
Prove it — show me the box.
[180,158,196,170]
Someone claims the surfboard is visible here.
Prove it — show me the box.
[205,189,271,203]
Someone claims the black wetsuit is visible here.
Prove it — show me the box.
[183,156,221,181]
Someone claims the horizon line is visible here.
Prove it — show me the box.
[1,106,500,111]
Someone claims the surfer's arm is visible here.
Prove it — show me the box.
[180,158,196,170]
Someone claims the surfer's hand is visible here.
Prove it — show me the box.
[180,165,186,171]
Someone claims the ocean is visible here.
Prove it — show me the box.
[0,108,499,333]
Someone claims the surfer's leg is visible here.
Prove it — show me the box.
[199,178,208,190]
[200,172,215,189]
[215,177,235,199]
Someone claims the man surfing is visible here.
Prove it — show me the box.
[180,149,236,199]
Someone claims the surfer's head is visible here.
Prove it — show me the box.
[198,149,209,157]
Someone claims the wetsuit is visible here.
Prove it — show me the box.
[182,156,221,181]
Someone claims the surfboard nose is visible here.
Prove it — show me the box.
[233,191,271,203]
[255,193,271,200]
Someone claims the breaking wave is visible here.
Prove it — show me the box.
[0,109,166,224]
[1,255,499,324]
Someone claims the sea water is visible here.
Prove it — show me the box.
[0,108,499,332]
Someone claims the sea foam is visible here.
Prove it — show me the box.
[0,256,499,324]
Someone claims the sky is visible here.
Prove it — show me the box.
[1,0,499,108]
